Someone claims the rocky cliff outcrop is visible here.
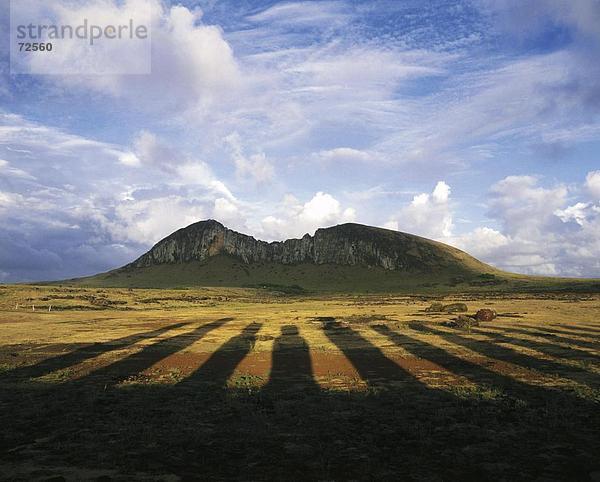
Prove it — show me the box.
[127,220,480,273]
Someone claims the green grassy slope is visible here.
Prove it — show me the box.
[65,254,600,294]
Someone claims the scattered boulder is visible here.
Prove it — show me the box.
[455,315,479,329]
[443,303,469,313]
[445,315,479,329]
[476,308,497,322]
[425,302,445,312]
[321,319,350,330]
[425,302,469,313]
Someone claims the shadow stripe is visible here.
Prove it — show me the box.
[178,322,262,388]
[473,326,600,362]
[322,325,432,390]
[3,321,190,380]
[373,325,594,404]
[408,322,600,388]
[73,318,234,385]
[263,325,320,393]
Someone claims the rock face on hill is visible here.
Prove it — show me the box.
[127,219,488,273]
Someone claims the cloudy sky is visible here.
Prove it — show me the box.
[1,0,599,282]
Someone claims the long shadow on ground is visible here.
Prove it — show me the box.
[74,317,235,386]
[263,325,320,394]
[530,324,600,336]
[178,321,262,389]
[471,326,600,363]
[1,321,191,381]
[482,325,600,353]
[408,322,600,387]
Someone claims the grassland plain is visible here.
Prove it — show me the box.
[0,284,599,481]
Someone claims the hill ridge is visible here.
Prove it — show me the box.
[126,219,494,274]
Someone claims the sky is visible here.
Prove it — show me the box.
[0,0,599,282]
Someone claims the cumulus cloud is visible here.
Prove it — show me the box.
[586,170,600,199]
[452,175,600,276]
[487,176,567,238]
[259,192,356,240]
[386,181,453,239]
[379,174,599,277]
[213,197,243,226]
[110,196,207,245]
[454,227,510,259]
[22,0,241,113]
[118,152,141,167]
[12,0,152,76]
[554,203,591,226]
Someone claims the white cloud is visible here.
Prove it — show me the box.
[387,181,454,239]
[111,196,207,245]
[126,130,237,200]
[451,175,600,276]
[586,170,600,199]
[13,0,152,76]
[27,1,241,112]
[300,192,346,224]
[131,130,180,168]
[452,227,510,259]
[247,1,350,26]
[175,162,213,184]
[382,220,399,231]
[432,181,451,203]
[291,48,444,98]
[555,202,591,226]
[0,159,35,179]
[118,152,141,167]
[213,197,241,226]
[0,191,22,209]
[259,191,356,239]
[488,175,567,238]
[0,112,127,162]
[375,174,600,277]
[316,148,374,163]
[225,132,275,184]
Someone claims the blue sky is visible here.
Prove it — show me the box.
[0,0,599,281]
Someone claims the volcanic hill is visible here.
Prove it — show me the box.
[68,220,599,293]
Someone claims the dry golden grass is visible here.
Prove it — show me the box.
[0,284,599,480]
